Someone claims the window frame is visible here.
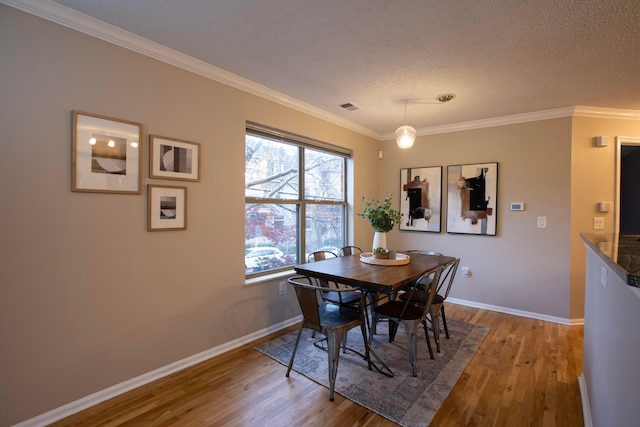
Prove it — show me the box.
[245,122,351,278]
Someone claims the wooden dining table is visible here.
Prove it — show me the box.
[294,251,456,293]
[293,251,456,377]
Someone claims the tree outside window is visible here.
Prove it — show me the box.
[245,129,347,276]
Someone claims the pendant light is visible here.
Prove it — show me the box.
[395,94,456,149]
[395,101,416,149]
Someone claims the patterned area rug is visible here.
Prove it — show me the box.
[256,319,488,427]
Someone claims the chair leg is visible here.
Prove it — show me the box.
[388,319,399,343]
[441,305,450,339]
[325,328,347,401]
[286,324,305,377]
[430,306,442,353]
[421,319,434,360]
[359,320,372,370]
[402,319,420,377]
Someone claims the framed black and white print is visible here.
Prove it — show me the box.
[446,162,498,235]
[72,111,142,194]
[150,135,201,182]
[147,184,187,231]
[399,166,442,232]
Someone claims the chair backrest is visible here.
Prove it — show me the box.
[288,275,364,330]
[339,246,362,256]
[308,250,337,262]
[287,276,322,330]
[398,266,444,320]
[435,258,460,299]
[307,251,339,289]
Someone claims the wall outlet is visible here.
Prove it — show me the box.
[460,266,470,278]
[278,282,287,295]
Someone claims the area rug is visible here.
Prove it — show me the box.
[256,319,488,427]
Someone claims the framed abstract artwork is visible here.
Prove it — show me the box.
[72,111,142,194]
[147,184,187,231]
[446,162,498,235]
[399,166,442,232]
[150,135,201,182]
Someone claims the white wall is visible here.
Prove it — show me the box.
[582,242,640,426]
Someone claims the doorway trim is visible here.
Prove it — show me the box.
[615,136,640,235]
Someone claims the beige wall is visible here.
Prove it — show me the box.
[379,120,573,318]
[570,117,640,318]
[2,4,640,426]
[0,7,378,425]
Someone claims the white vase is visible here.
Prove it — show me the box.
[372,231,387,251]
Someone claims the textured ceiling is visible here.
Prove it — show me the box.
[40,0,640,134]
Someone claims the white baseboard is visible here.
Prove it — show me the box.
[447,298,584,326]
[578,373,593,427]
[13,315,302,427]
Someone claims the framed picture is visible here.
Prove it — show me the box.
[147,184,187,231]
[399,166,442,232]
[150,135,201,181]
[72,111,142,194]
[446,162,498,235]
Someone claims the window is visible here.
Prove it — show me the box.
[245,122,350,276]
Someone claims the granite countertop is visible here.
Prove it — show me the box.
[581,233,640,288]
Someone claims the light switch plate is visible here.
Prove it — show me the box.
[593,217,605,230]
[537,216,547,228]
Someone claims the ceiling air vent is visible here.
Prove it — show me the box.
[339,102,359,111]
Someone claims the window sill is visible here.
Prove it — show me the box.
[244,268,295,286]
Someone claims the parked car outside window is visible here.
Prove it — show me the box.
[245,247,285,272]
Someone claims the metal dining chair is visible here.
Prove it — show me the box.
[368,251,443,335]
[370,266,444,376]
[338,246,362,256]
[398,257,460,352]
[286,276,371,400]
[307,251,362,309]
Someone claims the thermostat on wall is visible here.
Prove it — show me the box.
[510,202,525,211]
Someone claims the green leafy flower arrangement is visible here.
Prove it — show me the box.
[357,193,403,233]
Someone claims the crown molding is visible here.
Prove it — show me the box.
[1,0,379,139]
[572,105,640,120]
[381,106,640,140]
[4,0,640,142]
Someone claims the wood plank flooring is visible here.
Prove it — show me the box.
[49,304,584,426]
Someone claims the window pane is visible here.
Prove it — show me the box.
[245,135,299,200]
[305,204,345,259]
[245,203,298,274]
[304,149,344,201]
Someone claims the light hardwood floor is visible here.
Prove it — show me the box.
[50,304,584,426]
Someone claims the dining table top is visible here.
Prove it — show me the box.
[294,252,456,293]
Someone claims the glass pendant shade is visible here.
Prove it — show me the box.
[395,125,416,149]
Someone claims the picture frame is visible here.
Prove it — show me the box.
[72,111,142,194]
[446,162,498,235]
[147,184,187,231]
[150,135,201,181]
[399,166,443,232]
